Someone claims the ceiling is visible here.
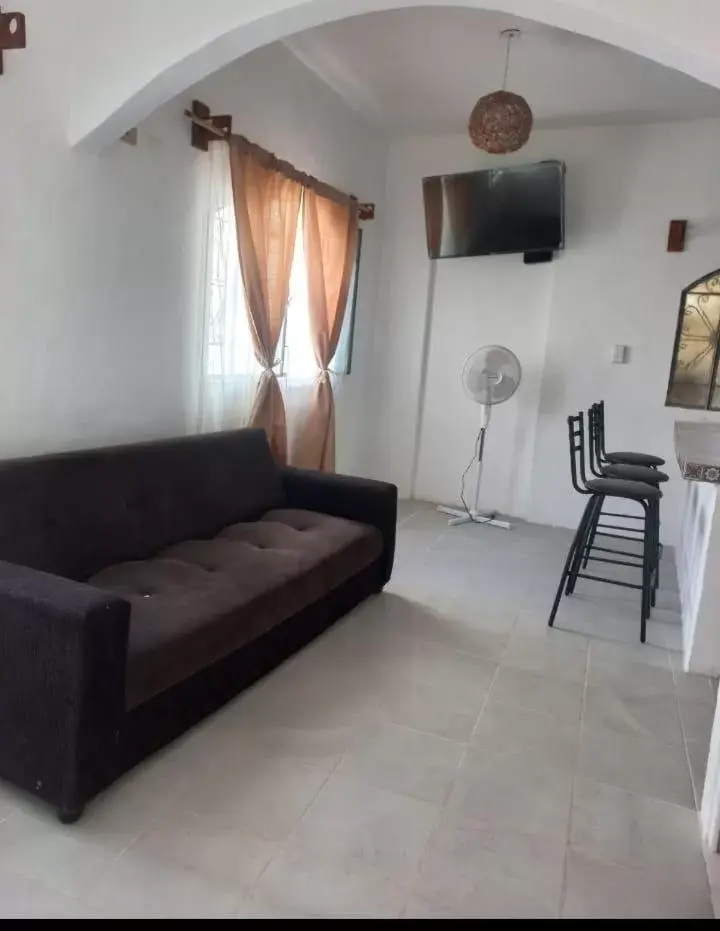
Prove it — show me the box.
[283,6,720,135]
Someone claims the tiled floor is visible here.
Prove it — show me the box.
[0,501,716,917]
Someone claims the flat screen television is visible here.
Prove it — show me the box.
[422,160,565,259]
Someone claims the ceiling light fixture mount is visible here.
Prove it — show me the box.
[468,27,533,154]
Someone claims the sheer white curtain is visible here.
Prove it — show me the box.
[197,144,260,433]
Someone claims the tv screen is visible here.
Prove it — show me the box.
[422,160,565,259]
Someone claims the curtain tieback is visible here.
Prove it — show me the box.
[261,360,283,374]
[318,369,332,384]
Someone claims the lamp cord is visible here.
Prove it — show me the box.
[502,30,514,90]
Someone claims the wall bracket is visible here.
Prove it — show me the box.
[0,9,26,76]
[186,100,232,151]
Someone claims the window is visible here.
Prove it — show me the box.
[206,205,361,382]
[666,269,720,410]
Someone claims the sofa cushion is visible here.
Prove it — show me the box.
[89,509,382,709]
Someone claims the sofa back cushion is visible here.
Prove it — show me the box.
[0,429,284,580]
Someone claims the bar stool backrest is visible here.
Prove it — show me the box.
[595,399,608,457]
[567,412,590,495]
[588,404,604,475]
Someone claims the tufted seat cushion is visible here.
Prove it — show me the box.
[90,509,382,709]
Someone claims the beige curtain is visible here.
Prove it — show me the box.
[293,188,359,471]
[228,145,302,462]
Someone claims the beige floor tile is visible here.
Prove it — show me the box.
[570,777,709,889]
[0,811,116,900]
[490,666,584,722]
[679,698,717,743]
[562,850,714,918]
[209,690,363,771]
[397,499,421,522]
[471,701,580,771]
[405,815,565,918]
[577,725,695,809]
[587,656,676,696]
[502,630,588,683]
[126,812,280,887]
[589,638,670,670]
[400,509,449,533]
[294,772,438,877]
[177,754,330,841]
[390,639,498,700]
[583,686,684,746]
[335,721,464,805]
[444,600,517,634]
[446,747,573,840]
[687,738,710,808]
[672,667,716,704]
[0,871,98,919]
[377,678,482,742]
[365,592,512,660]
[87,846,242,918]
[248,844,409,918]
[68,763,184,852]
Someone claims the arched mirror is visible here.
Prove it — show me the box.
[666,269,720,410]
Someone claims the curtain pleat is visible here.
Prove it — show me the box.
[292,189,358,472]
[228,146,303,463]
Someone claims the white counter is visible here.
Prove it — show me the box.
[676,422,720,674]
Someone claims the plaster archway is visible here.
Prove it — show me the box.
[71,0,720,150]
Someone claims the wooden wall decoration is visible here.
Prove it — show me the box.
[668,219,688,253]
[0,9,26,75]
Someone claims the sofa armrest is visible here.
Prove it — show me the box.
[0,561,130,819]
[280,467,397,585]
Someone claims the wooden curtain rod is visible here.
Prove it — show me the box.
[184,99,374,217]
[183,109,230,141]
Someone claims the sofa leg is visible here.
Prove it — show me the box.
[57,805,84,825]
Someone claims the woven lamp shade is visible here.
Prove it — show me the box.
[468,89,533,154]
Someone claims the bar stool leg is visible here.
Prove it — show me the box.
[640,500,654,643]
[654,499,661,595]
[650,499,660,607]
[581,494,604,570]
[568,495,602,595]
[549,497,596,628]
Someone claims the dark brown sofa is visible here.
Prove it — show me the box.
[0,429,396,823]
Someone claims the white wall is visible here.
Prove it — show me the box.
[2,10,385,475]
[371,120,720,544]
[0,3,199,458]
[185,43,388,475]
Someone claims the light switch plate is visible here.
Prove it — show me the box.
[612,345,629,364]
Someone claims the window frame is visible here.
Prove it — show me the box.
[666,267,720,411]
[335,227,363,376]
[205,205,362,381]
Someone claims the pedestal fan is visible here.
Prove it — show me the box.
[437,345,522,529]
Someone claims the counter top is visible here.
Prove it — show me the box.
[675,421,720,483]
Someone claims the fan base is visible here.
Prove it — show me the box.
[437,505,512,530]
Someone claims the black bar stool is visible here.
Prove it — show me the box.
[595,399,666,468]
[548,412,662,642]
[585,403,668,572]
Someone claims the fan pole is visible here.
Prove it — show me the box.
[437,403,512,530]
[472,405,490,514]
